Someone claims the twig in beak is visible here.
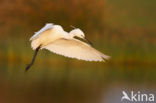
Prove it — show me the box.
[70,25,76,29]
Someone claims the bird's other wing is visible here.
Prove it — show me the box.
[30,23,54,41]
[43,38,110,61]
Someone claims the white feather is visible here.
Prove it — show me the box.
[30,24,65,50]
[69,28,85,37]
[30,23,54,41]
[43,38,110,61]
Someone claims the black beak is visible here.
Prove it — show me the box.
[84,37,93,46]
[73,36,93,46]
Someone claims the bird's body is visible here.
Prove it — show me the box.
[25,23,110,71]
[30,24,69,50]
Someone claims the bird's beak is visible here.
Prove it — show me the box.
[73,36,93,46]
[84,37,93,46]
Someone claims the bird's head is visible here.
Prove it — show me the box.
[69,28,93,46]
[69,28,85,39]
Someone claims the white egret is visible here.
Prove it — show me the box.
[25,23,110,71]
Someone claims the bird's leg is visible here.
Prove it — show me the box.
[25,46,41,72]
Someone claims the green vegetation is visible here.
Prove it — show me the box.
[0,0,155,65]
[0,0,156,102]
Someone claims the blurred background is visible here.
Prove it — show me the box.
[0,0,156,103]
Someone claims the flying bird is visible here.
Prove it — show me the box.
[25,23,110,71]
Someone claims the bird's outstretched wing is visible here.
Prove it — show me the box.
[30,23,54,41]
[43,38,110,61]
